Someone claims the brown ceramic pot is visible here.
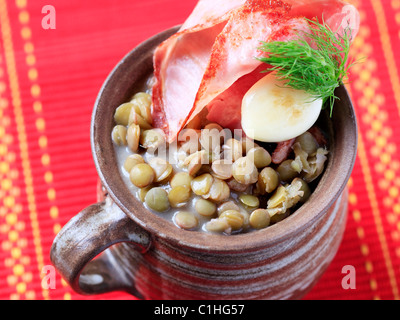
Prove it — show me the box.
[50,26,358,300]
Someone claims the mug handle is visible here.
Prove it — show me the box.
[50,197,151,297]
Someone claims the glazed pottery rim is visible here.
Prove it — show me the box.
[91,26,358,252]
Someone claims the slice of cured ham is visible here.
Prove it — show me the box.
[152,0,360,142]
[206,65,267,131]
[152,0,246,136]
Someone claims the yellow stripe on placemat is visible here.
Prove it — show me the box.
[14,0,62,256]
[14,0,65,299]
[0,47,30,299]
[371,0,400,121]
[347,79,382,299]
[0,0,47,300]
[355,124,386,299]
[347,0,400,299]
[369,0,400,300]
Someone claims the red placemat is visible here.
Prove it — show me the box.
[0,0,399,300]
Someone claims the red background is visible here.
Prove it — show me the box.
[0,0,400,300]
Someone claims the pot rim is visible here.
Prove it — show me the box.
[91,26,358,252]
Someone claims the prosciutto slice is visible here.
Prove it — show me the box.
[152,0,360,142]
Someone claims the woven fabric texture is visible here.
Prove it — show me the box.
[0,0,399,300]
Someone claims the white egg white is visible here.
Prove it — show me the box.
[241,73,323,143]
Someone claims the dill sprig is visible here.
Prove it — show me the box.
[257,18,355,115]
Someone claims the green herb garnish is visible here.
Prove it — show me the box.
[257,18,355,115]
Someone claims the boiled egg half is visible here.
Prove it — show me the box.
[241,73,323,143]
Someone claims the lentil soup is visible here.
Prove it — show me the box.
[111,75,330,235]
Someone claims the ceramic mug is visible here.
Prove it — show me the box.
[50,26,358,300]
